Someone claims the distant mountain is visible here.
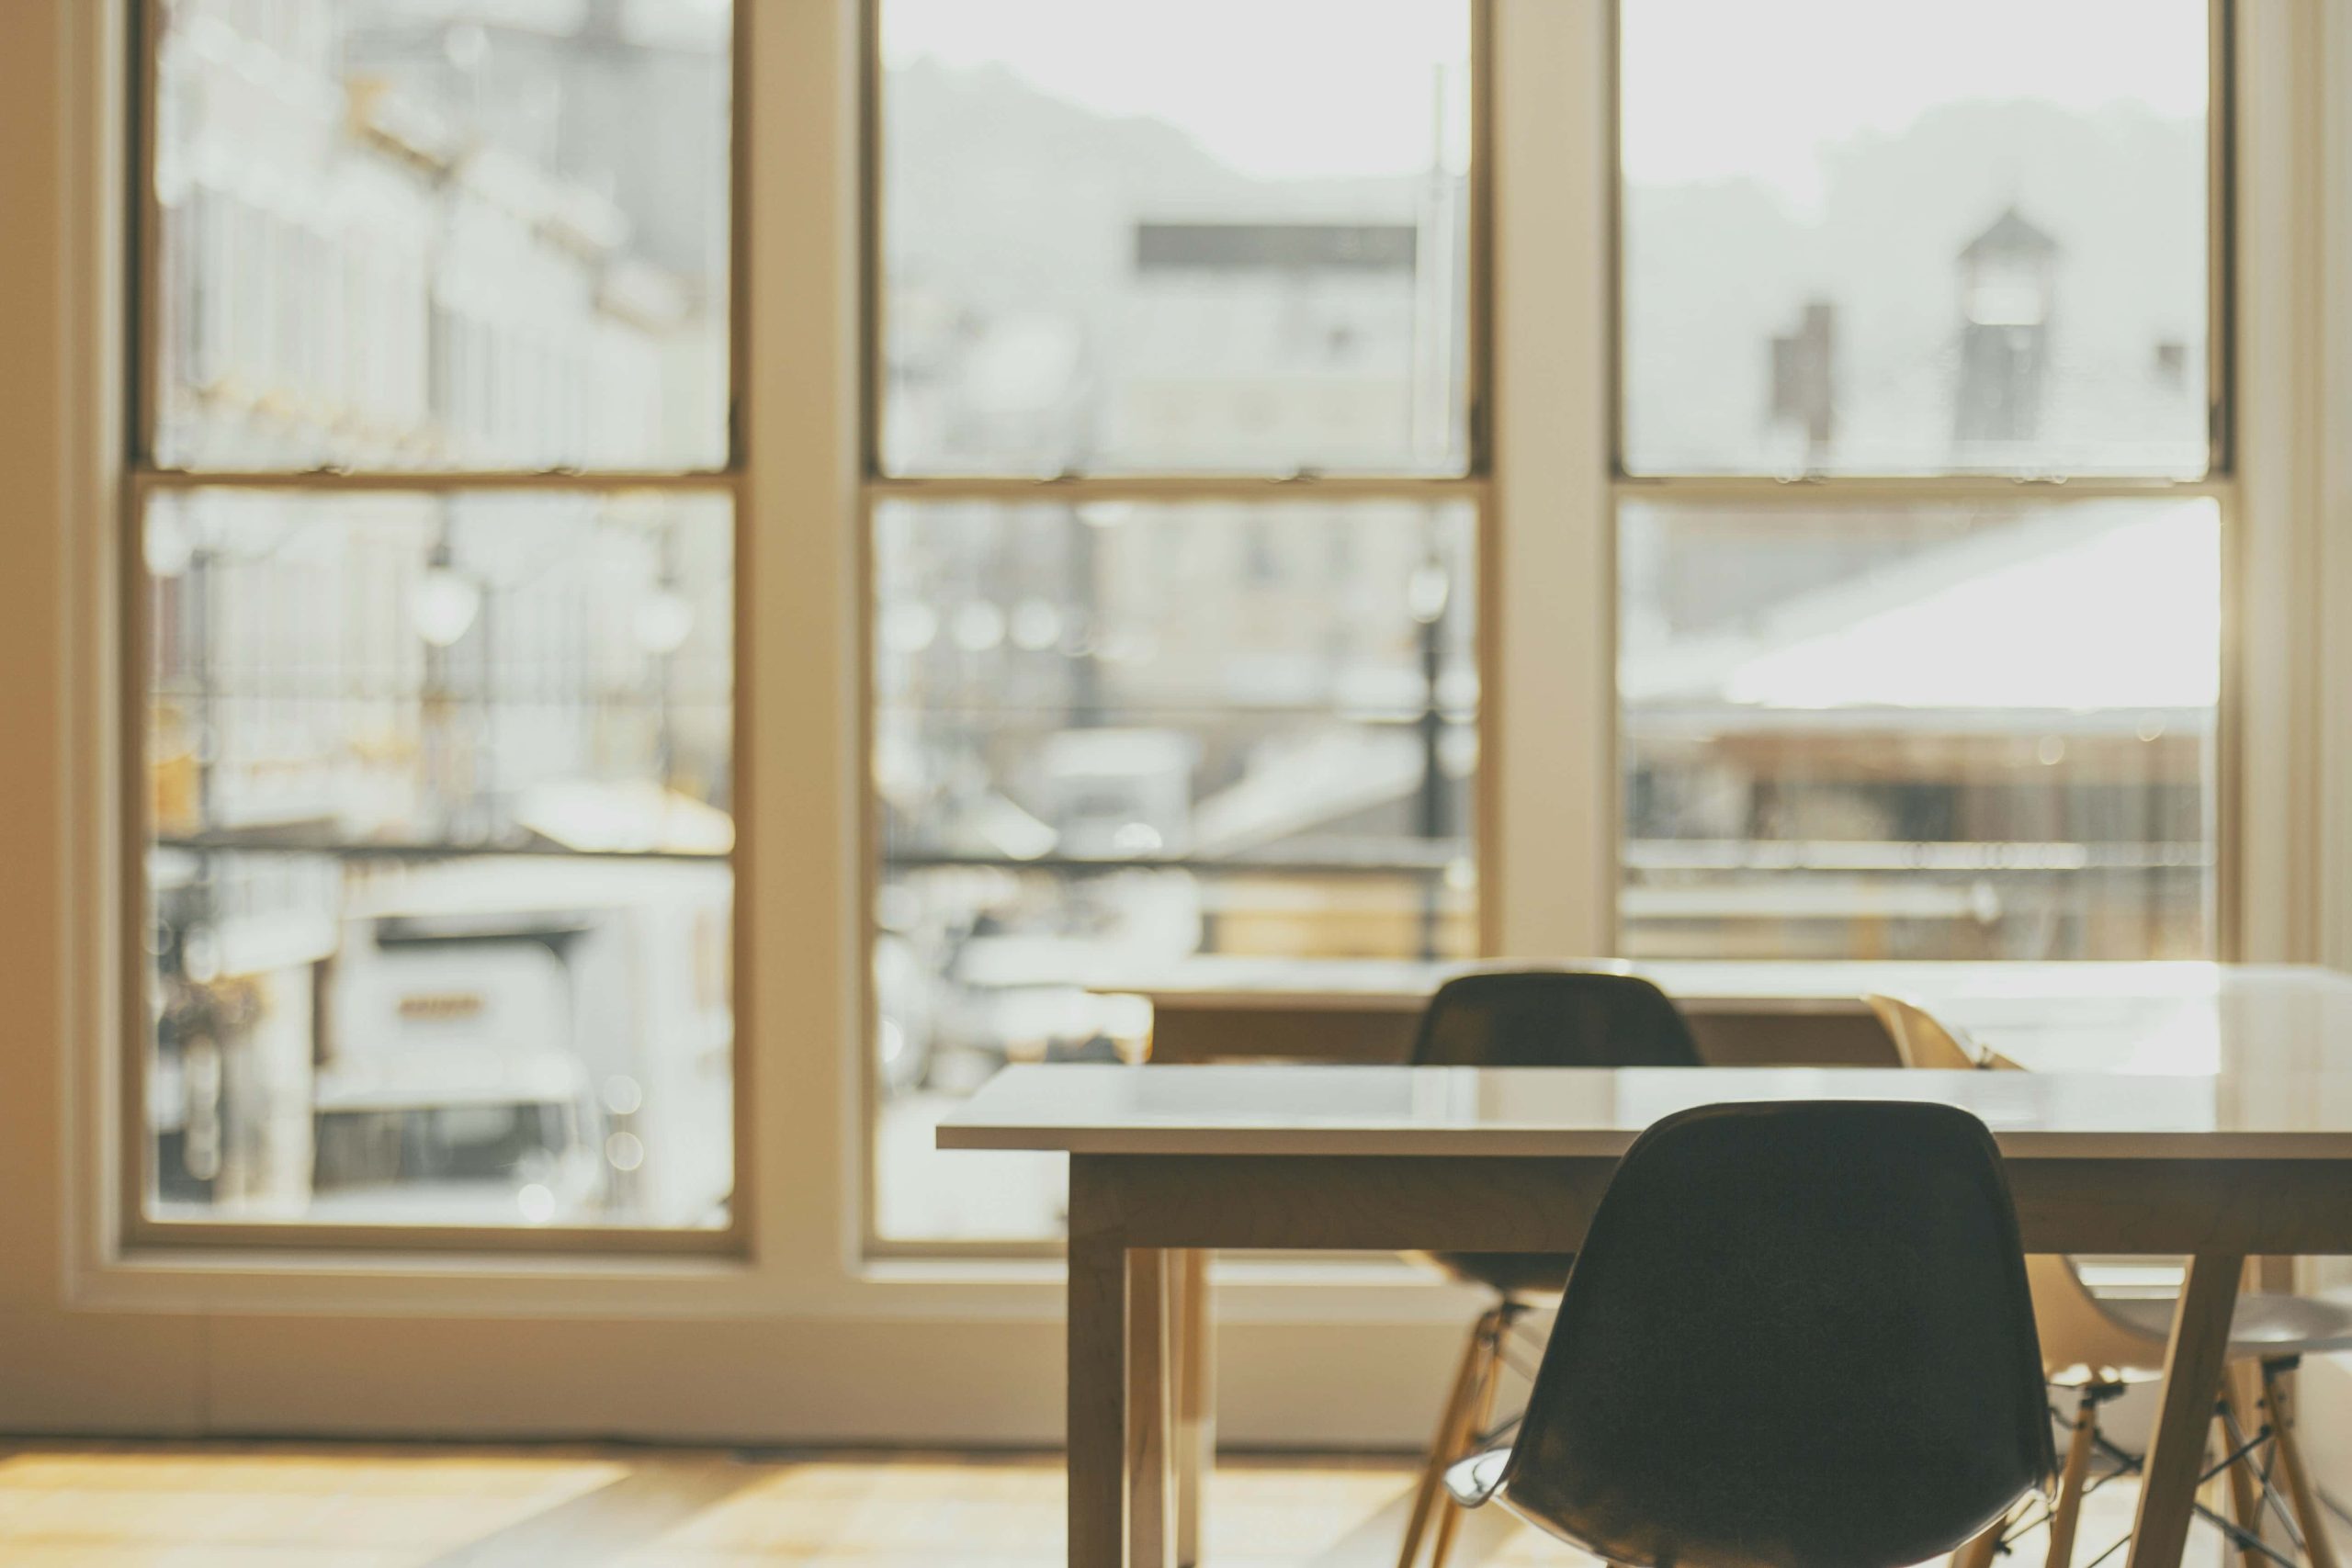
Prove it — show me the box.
[883,60,2206,479]
[1625,98,2206,470]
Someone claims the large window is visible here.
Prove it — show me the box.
[133,0,738,1235]
[870,0,1479,1243]
[1615,0,2222,960]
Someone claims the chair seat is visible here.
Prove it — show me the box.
[1443,1445,1511,1509]
[2099,1292,2352,1359]
[1421,1250,1572,1300]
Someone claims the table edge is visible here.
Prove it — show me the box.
[936,1126,2352,1159]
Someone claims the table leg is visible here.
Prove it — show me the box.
[1069,1182,1129,1568]
[1171,1249,1215,1568]
[2126,1252,2245,1568]
[1128,1249,1174,1568]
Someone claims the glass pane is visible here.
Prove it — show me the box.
[143,489,733,1227]
[873,499,1478,1240]
[1619,497,2217,960]
[878,0,1472,477]
[153,0,732,472]
[1620,0,2210,478]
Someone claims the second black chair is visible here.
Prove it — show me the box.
[1446,1100,2053,1568]
[1396,969,1702,1568]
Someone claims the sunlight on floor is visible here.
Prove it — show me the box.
[0,1450,625,1566]
[0,1445,2241,1568]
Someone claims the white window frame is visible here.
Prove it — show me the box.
[5,0,2343,1450]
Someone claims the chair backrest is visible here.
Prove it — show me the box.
[1411,970,1702,1069]
[1498,1100,2052,1568]
[1871,994,2169,1377]
[1865,991,1983,1071]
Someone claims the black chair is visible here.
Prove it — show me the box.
[1396,970,1702,1568]
[1446,1100,2052,1568]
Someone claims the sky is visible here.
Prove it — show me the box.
[882,0,2206,194]
[882,0,1472,180]
[1621,0,2209,205]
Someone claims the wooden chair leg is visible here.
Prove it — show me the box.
[1397,1308,1498,1568]
[1170,1249,1213,1568]
[1427,1316,1507,1568]
[1951,1516,2006,1568]
[2044,1388,2099,1568]
[2264,1363,2343,1568]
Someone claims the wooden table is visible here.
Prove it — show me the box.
[940,1057,2352,1568]
[1114,957,2343,1070]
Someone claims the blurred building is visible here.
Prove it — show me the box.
[871,58,1477,1117]
[875,181,1476,1102]
[1613,208,2214,962]
[1954,206,2060,452]
[145,0,734,1226]
[1114,220,1432,471]
[1620,501,2214,961]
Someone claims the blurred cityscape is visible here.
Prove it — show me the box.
[146,0,733,1227]
[871,1,2214,1240]
[144,1,2218,1243]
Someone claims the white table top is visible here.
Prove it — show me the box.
[937,1063,2352,1160]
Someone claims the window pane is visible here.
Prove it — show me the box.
[1619,498,2217,959]
[873,499,1478,1240]
[1620,0,2210,478]
[143,489,733,1227]
[153,0,732,472]
[878,0,1472,477]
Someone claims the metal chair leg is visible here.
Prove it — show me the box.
[2223,1364,2270,1567]
[1397,1307,1500,1568]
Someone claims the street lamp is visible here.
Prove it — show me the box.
[410,537,481,648]
[1409,551,1452,959]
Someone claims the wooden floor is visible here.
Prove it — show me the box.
[0,1441,2219,1567]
